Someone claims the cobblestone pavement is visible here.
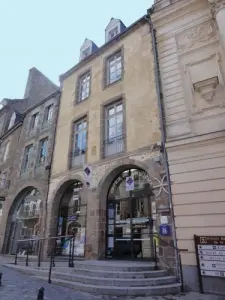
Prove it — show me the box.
[0,265,106,300]
[0,264,224,300]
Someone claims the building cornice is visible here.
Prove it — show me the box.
[209,0,225,17]
[151,0,206,26]
[166,130,225,150]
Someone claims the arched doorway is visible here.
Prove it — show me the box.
[55,180,86,258]
[6,187,42,255]
[106,168,154,260]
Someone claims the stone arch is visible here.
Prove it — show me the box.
[95,157,159,259]
[97,157,158,208]
[49,174,85,211]
[47,174,85,242]
[8,183,45,218]
[2,184,43,254]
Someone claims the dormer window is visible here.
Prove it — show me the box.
[8,112,16,130]
[108,26,119,41]
[79,39,98,61]
[105,18,126,43]
[82,47,91,59]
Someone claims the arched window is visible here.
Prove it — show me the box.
[8,112,16,130]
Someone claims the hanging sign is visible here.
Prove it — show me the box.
[194,235,225,294]
[126,175,134,191]
[83,165,92,187]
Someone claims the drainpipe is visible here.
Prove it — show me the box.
[144,11,180,278]
[42,91,61,257]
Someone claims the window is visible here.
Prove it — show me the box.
[77,72,91,103]
[43,105,53,125]
[8,112,16,130]
[21,144,33,173]
[82,47,91,59]
[30,113,39,131]
[0,172,7,189]
[106,51,122,85]
[108,27,118,41]
[0,200,3,216]
[37,138,48,166]
[104,102,124,157]
[2,141,10,162]
[71,119,87,167]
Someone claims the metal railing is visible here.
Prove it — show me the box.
[151,233,188,293]
[14,235,76,283]
[103,134,125,157]
[71,148,86,167]
[13,232,187,290]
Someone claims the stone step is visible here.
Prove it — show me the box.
[51,271,177,286]
[67,260,156,272]
[4,264,168,279]
[71,267,167,278]
[34,275,181,296]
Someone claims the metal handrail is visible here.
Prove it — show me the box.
[14,235,74,266]
[16,235,74,243]
[14,234,76,285]
[48,235,75,284]
[150,233,188,293]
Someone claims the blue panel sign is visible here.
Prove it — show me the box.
[159,224,171,236]
[68,215,77,221]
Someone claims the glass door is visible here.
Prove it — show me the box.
[106,196,153,260]
[131,197,153,259]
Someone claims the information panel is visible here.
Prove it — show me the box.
[194,235,225,294]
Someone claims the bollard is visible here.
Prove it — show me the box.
[37,287,44,300]
[0,272,2,286]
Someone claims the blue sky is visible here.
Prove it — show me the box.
[0,0,154,100]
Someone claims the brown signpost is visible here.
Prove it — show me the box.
[194,235,225,294]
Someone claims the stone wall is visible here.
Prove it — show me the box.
[0,92,60,253]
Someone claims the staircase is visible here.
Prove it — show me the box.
[3,260,181,296]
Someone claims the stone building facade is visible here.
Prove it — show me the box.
[45,16,177,270]
[151,0,225,294]
[0,68,60,255]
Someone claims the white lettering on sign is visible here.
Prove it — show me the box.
[201,270,225,277]
[195,235,225,279]
[198,245,225,251]
[200,260,225,271]
[200,255,225,261]
[198,249,225,256]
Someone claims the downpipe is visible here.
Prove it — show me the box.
[144,13,182,285]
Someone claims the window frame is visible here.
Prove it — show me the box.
[104,49,123,87]
[37,137,48,166]
[70,117,87,167]
[81,46,91,60]
[2,141,10,162]
[76,70,91,104]
[0,200,4,216]
[43,104,54,127]
[8,112,16,130]
[107,25,119,42]
[30,112,39,131]
[103,100,125,158]
[21,144,33,173]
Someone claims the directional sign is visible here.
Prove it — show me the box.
[198,249,225,256]
[198,245,225,251]
[194,235,225,280]
[201,270,225,277]
[194,235,225,293]
[200,260,225,271]
[200,255,225,261]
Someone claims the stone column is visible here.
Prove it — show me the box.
[209,0,225,52]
